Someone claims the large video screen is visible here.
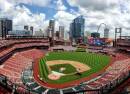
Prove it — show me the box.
[88,38,104,46]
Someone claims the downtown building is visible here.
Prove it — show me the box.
[48,19,55,39]
[59,26,64,40]
[70,16,85,44]
[8,25,33,37]
[0,18,12,39]
[47,19,55,46]
[55,26,65,40]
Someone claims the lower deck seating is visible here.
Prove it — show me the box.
[0,49,43,85]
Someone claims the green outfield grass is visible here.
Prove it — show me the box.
[50,64,77,74]
[75,48,86,52]
[39,52,110,84]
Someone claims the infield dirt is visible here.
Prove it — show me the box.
[47,60,90,73]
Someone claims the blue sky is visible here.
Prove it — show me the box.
[19,0,78,20]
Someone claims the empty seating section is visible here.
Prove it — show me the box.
[1,39,130,94]
[0,39,48,48]
[20,49,44,59]
[0,49,44,85]
[0,39,49,58]
[80,58,130,94]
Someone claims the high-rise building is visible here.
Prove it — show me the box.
[70,16,85,43]
[46,26,50,37]
[30,26,33,32]
[0,18,12,38]
[30,26,33,36]
[104,28,109,38]
[49,19,55,38]
[49,19,55,46]
[59,26,64,40]
[24,25,29,30]
[55,31,60,39]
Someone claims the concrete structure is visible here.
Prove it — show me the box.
[91,32,100,38]
[8,30,32,36]
[59,26,64,40]
[70,16,85,44]
[30,26,33,35]
[117,36,130,51]
[24,25,29,31]
[48,19,55,46]
[55,31,60,39]
[104,28,109,38]
[0,18,12,39]
[49,19,55,38]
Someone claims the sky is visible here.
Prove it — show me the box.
[0,0,130,39]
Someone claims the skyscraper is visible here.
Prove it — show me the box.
[30,26,33,36]
[70,16,85,43]
[49,19,55,46]
[24,25,29,30]
[55,31,60,39]
[0,18,12,39]
[49,19,55,39]
[46,26,50,37]
[59,26,64,40]
[104,28,109,38]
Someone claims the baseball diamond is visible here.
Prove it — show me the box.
[38,52,110,84]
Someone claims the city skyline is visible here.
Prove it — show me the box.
[0,0,130,38]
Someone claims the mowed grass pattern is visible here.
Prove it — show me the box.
[39,52,110,84]
[50,64,77,74]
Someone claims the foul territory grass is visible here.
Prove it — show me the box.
[39,52,110,84]
[50,64,77,74]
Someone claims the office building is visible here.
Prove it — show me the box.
[24,25,29,30]
[70,16,85,43]
[8,30,32,36]
[48,19,55,46]
[0,18,12,38]
[46,26,50,37]
[49,19,55,39]
[104,28,109,38]
[59,26,64,40]
[30,26,33,36]
[55,31,60,39]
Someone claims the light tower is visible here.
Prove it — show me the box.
[114,28,122,47]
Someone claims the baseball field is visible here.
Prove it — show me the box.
[39,52,110,84]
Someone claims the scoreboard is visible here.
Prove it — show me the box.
[88,38,105,46]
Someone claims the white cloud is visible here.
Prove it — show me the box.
[67,0,119,11]
[0,0,48,33]
[56,0,67,11]
[54,10,77,30]
[7,0,51,7]
[54,10,78,39]
[0,0,14,12]
[66,0,130,38]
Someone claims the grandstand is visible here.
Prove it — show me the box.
[0,38,130,94]
[116,36,130,51]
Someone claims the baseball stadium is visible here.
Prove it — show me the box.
[0,36,130,94]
